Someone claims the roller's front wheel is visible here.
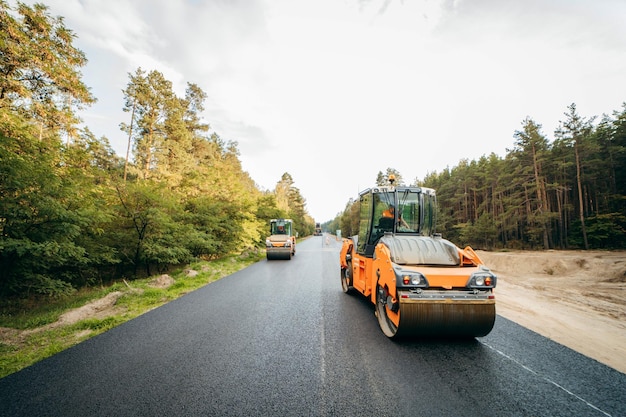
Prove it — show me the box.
[376,284,400,338]
[341,261,353,293]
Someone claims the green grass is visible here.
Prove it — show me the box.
[0,287,113,330]
[0,251,264,379]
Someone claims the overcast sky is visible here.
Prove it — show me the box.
[24,0,626,222]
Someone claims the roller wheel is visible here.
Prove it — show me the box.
[376,284,400,338]
[341,261,353,294]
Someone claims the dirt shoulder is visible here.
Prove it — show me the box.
[478,250,626,374]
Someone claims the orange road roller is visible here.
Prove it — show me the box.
[266,218,296,260]
[339,177,497,338]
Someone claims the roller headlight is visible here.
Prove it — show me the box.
[467,270,497,288]
[396,270,428,288]
[406,275,421,285]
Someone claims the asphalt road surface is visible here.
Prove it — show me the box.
[1,236,624,417]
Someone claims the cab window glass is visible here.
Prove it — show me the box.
[397,190,420,233]
[421,192,436,236]
[357,194,371,253]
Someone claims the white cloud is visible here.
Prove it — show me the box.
[20,0,626,221]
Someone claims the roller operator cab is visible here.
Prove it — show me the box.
[339,179,497,338]
[266,218,296,260]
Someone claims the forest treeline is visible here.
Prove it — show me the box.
[0,3,314,298]
[329,104,626,251]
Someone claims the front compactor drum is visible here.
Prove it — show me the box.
[377,296,496,338]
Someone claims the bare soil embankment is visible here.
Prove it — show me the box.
[478,250,626,374]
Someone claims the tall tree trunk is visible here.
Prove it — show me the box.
[574,141,589,249]
[144,130,153,180]
[124,100,136,182]
[556,188,562,248]
[531,142,550,249]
